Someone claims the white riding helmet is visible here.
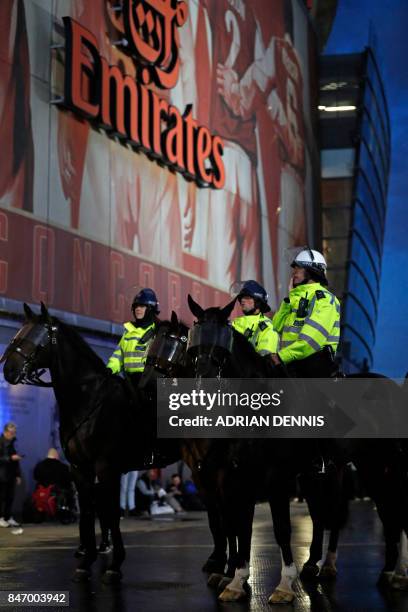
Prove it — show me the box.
[291,248,328,284]
[291,248,327,271]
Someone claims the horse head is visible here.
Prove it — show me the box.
[141,311,189,387]
[1,302,54,386]
[187,294,236,378]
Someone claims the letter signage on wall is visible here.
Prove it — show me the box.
[59,1,225,189]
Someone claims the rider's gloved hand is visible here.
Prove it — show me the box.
[270,353,282,366]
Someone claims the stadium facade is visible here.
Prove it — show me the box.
[0,0,324,498]
[319,49,391,373]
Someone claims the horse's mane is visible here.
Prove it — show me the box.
[231,325,265,365]
[54,318,107,372]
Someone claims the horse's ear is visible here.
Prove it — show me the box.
[220,297,237,321]
[40,302,51,322]
[170,310,179,327]
[187,294,204,320]
[23,302,34,320]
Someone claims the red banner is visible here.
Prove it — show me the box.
[0,209,228,323]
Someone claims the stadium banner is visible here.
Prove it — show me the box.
[0,0,319,327]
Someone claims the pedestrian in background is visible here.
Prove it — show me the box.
[0,422,22,527]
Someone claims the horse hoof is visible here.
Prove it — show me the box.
[268,588,295,604]
[391,574,408,591]
[218,586,246,602]
[300,563,320,580]
[202,558,226,574]
[377,571,394,588]
[72,568,91,583]
[207,573,224,588]
[102,569,123,585]
[319,564,337,579]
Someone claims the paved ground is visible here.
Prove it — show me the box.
[0,501,408,611]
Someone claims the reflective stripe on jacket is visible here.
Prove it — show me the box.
[107,321,156,374]
[272,283,340,364]
[232,313,279,356]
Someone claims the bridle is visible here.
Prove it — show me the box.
[2,315,113,465]
[187,320,233,380]
[145,329,188,375]
[1,320,57,387]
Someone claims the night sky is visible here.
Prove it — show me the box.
[324,0,408,378]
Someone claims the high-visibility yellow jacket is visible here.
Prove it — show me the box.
[107,321,156,374]
[232,313,279,356]
[272,283,340,364]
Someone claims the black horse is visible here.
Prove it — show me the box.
[1,303,179,583]
[139,311,241,583]
[184,294,408,603]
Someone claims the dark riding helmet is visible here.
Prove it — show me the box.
[237,280,271,313]
[132,288,160,314]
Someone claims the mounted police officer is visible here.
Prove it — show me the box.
[232,280,279,357]
[271,249,340,377]
[107,288,160,384]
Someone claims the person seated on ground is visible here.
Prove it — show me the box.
[136,469,184,514]
[135,471,155,514]
[166,474,186,509]
[33,448,72,489]
[31,448,77,525]
[180,478,206,511]
[166,473,205,511]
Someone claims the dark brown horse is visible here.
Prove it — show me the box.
[1,303,179,583]
[182,295,408,603]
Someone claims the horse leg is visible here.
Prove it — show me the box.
[202,499,227,575]
[357,464,400,587]
[300,473,325,580]
[96,468,125,584]
[210,534,238,590]
[218,500,254,602]
[225,533,239,577]
[384,464,408,590]
[392,531,408,590]
[268,479,298,604]
[376,504,401,587]
[98,518,111,554]
[306,462,346,580]
[71,467,97,581]
[392,462,408,591]
[97,500,111,554]
[208,534,237,590]
[319,527,339,579]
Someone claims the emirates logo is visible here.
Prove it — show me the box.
[113,0,188,90]
[59,2,225,189]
